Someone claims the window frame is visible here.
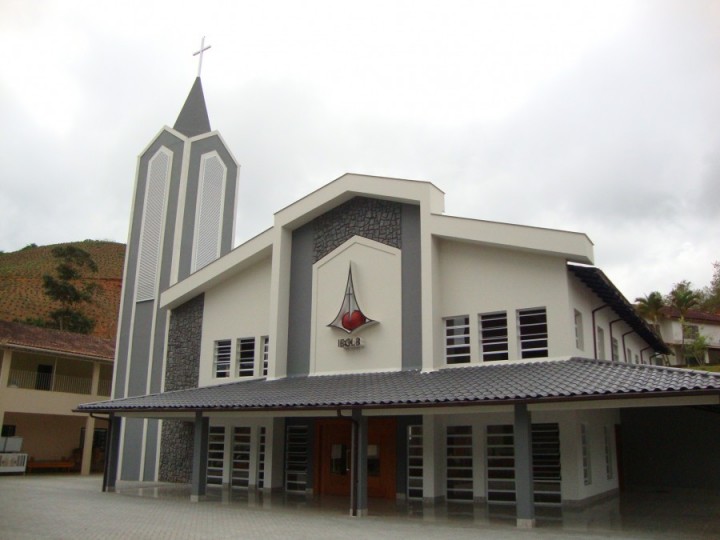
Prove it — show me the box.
[444,315,471,365]
[479,311,509,361]
[237,337,256,377]
[517,307,549,359]
[214,339,232,378]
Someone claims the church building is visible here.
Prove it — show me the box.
[79,76,720,528]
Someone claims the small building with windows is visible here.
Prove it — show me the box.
[78,77,720,528]
[0,320,113,473]
[652,307,720,366]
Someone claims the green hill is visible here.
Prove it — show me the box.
[0,240,125,340]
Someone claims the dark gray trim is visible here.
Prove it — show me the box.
[178,135,238,281]
[127,302,154,397]
[190,412,209,499]
[143,419,159,481]
[401,204,422,370]
[513,403,535,525]
[114,130,184,399]
[287,224,314,376]
[103,414,121,492]
[120,418,144,480]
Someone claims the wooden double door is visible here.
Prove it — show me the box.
[315,418,396,500]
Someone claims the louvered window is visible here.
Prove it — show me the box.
[136,148,171,301]
[193,153,227,272]
[261,336,269,377]
[214,339,231,378]
[517,308,548,359]
[445,316,470,364]
[479,312,509,361]
[237,337,255,377]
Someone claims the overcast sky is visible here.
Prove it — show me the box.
[1,0,718,301]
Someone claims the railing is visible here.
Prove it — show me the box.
[8,369,93,395]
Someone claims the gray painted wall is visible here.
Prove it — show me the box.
[287,197,423,376]
[287,225,314,376]
[400,205,422,370]
[178,135,238,281]
[620,406,720,489]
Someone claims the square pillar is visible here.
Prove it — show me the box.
[81,415,96,475]
[191,411,209,502]
[422,414,445,504]
[350,409,368,517]
[514,403,535,528]
[263,418,285,491]
[103,414,122,492]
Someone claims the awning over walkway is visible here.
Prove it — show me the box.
[77,358,720,414]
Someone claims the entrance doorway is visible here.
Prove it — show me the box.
[315,418,396,499]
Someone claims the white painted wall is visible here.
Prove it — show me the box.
[310,237,402,375]
[435,240,574,365]
[199,257,272,386]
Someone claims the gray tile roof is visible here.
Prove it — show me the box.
[77,358,720,413]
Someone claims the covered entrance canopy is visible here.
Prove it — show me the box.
[77,358,720,526]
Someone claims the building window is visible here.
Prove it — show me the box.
[574,310,584,350]
[517,308,548,359]
[634,353,640,364]
[1,425,16,437]
[604,426,614,480]
[626,348,632,364]
[479,312,508,361]
[237,337,256,377]
[445,316,470,364]
[193,152,227,272]
[597,327,605,360]
[581,424,592,485]
[685,324,699,341]
[611,337,619,362]
[261,336,269,377]
[214,340,231,378]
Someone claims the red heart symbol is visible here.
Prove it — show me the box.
[341,310,365,331]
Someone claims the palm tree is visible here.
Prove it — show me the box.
[635,291,667,364]
[669,283,700,365]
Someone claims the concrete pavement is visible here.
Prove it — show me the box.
[1,474,719,539]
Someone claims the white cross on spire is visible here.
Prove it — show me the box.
[193,36,212,77]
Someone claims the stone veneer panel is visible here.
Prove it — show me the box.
[159,294,204,483]
[313,197,401,262]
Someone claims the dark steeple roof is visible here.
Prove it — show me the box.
[173,77,211,137]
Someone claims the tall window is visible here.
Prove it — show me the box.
[237,338,256,377]
[574,310,584,350]
[597,327,605,359]
[214,339,231,378]
[604,426,614,480]
[517,308,548,359]
[581,424,592,485]
[136,148,171,301]
[479,312,509,361]
[261,336,269,377]
[626,348,632,364]
[193,152,227,272]
[611,337,619,362]
[445,316,470,364]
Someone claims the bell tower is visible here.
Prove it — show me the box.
[112,68,239,481]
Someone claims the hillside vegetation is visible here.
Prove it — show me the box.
[0,241,125,340]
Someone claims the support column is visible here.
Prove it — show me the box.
[81,415,96,475]
[191,411,209,502]
[514,403,535,528]
[90,362,101,395]
[263,418,285,492]
[350,409,368,517]
[0,349,12,429]
[103,414,121,492]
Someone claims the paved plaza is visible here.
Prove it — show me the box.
[1,474,719,539]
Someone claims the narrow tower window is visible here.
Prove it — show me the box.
[193,152,227,272]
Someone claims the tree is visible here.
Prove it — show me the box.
[635,291,668,364]
[34,246,99,333]
[668,281,701,365]
[700,261,720,313]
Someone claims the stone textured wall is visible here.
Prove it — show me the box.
[313,197,401,262]
[159,294,204,483]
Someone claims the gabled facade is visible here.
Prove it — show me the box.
[80,78,720,528]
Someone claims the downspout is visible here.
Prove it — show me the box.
[608,318,623,362]
[621,330,636,363]
[639,346,653,365]
[591,305,610,359]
